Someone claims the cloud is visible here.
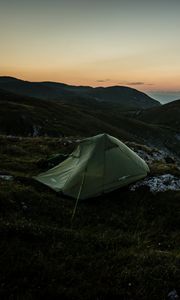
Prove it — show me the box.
[96,79,111,83]
[129,82,145,85]
[118,81,144,85]
[118,81,154,86]
[95,79,154,86]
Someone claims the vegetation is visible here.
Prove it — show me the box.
[1,88,180,159]
[0,135,179,299]
[137,99,180,131]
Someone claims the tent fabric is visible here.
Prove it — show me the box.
[34,133,150,200]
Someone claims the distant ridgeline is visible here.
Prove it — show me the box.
[0,76,180,157]
[0,76,160,109]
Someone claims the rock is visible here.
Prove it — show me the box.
[167,289,179,300]
[0,175,13,181]
[130,174,180,193]
[164,156,175,164]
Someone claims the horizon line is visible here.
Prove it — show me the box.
[1,75,180,95]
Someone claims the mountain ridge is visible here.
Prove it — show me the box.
[0,76,160,109]
[137,99,180,130]
[1,88,180,158]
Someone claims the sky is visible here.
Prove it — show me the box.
[1,0,180,102]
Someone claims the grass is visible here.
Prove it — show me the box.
[0,135,179,299]
[1,88,180,159]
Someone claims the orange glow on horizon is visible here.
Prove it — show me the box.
[1,68,180,93]
[1,0,180,98]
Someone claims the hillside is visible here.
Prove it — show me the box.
[0,76,160,109]
[0,88,125,137]
[0,135,179,300]
[1,88,180,160]
[0,90,180,299]
[137,99,180,130]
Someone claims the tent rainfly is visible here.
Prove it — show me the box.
[34,133,149,200]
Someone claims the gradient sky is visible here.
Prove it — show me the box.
[1,0,180,101]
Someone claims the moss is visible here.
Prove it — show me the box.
[150,162,180,176]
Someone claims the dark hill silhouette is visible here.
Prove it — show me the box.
[0,76,160,109]
[1,88,179,156]
[138,99,180,130]
[0,88,137,138]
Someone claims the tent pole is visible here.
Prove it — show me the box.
[71,169,86,222]
[102,134,106,193]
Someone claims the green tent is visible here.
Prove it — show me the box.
[34,133,149,200]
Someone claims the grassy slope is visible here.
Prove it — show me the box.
[137,99,180,131]
[0,89,126,138]
[0,136,179,300]
[1,89,179,158]
[132,100,180,157]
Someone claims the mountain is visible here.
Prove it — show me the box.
[79,85,160,108]
[0,88,123,137]
[0,80,179,156]
[0,76,76,101]
[137,99,180,130]
[0,76,160,109]
[1,88,179,158]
